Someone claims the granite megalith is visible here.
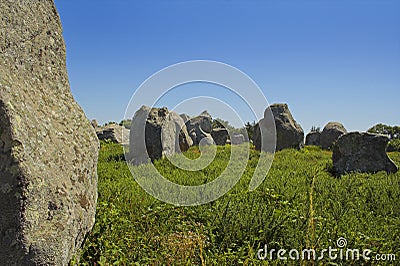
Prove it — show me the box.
[231,134,245,145]
[320,122,347,150]
[332,132,398,175]
[180,113,191,123]
[253,103,303,151]
[185,111,213,145]
[96,123,130,145]
[305,131,321,146]
[211,128,229,146]
[129,106,193,164]
[0,1,99,264]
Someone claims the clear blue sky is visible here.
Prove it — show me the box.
[54,0,400,132]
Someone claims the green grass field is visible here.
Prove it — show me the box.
[74,142,400,265]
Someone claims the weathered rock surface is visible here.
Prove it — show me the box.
[0,1,99,264]
[180,113,190,123]
[96,123,130,144]
[252,122,262,150]
[333,132,398,174]
[91,119,98,128]
[185,111,213,145]
[320,122,347,150]
[199,133,215,146]
[211,128,228,146]
[252,117,276,152]
[254,103,303,151]
[129,106,192,164]
[231,134,245,145]
[305,131,321,146]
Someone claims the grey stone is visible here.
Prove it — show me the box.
[96,124,130,145]
[333,132,398,174]
[253,103,303,151]
[212,119,225,129]
[252,122,262,150]
[129,106,192,164]
[199,133,215,146]
[211,128,229,146]
[0,1,99,264]
[320,122,347,150]
[91,119,98,128]
[200,110,211,117]
[305,131,321,146]
[185,111,213,145]
[180,113,191,123]
[252,117,276,153]
[231,134,245,145]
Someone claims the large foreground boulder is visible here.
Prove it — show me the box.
[332,132,398,174]
[254,103,303,151]
[0,1,99,264]
[305,131,321,146]
[185,111,213,145]
[320,122,347,150]
[129,106,192,164]
[96,123,130,145]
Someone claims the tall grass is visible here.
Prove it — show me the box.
[73,142,400,265]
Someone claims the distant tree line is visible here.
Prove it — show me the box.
[310,126,321,133]
[368,123,400,140]
[119,119,132,129]
[368,123,400,152]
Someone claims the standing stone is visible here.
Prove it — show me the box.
[255,103,303,151]
[231,134,245,145]
[91,119,98,128]
[305,131,321,146]
[320,122,347,150]
[129,106,192,164]
[333,132,398,174]
[185,111,213,145]
[0,1,99,265]
[96,123,130,145]
[180,113,191,123]
[252,117,276,153]
[252,122,262,150]
[212,119,225,129]
[211,128,229,146]
[198,131,215,146]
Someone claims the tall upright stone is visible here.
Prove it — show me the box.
[185,111,213,145]
[253,103,303,151]
[129,106,193,165]
[320,122,347,150]
[0,1,99,265]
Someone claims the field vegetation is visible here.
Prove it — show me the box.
[74,142,400,265]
